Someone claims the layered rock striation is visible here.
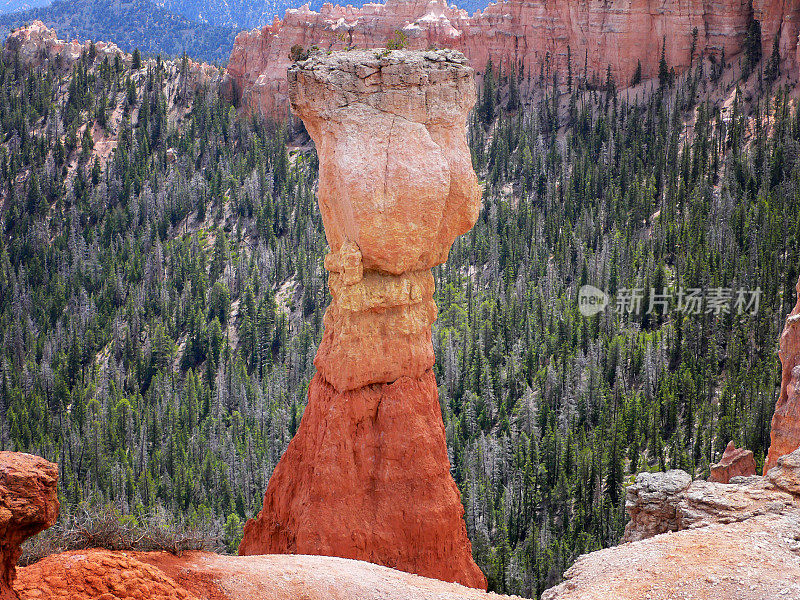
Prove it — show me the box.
[0,452,59,600]
[238,49,485,589]
[765,275,800,473]
[226,0,800,118]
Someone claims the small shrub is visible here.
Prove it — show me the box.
[386,29,407,51]
[289,44,308,62]
[19,503,223,566]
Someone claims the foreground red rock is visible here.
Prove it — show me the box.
[13,550,199,600]
[17,551,522,600]
[239,49,485,589]
[226,0,800,118]
[709,441,757,483]
[0,452,59,600]
[542,514,800,600]
[765,275,800,473]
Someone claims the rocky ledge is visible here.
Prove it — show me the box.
[543,447,800,599]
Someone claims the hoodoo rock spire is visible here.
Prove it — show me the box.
[238,48,486,589]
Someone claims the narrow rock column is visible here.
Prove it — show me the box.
[765,276,800,473]
[239,49,486,589]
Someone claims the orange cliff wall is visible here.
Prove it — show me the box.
[225,0,800,118]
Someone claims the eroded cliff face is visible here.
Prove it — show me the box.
[225,0,800,118]
[237,49,486,589]
[765,275,800,473]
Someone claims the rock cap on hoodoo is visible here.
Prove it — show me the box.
[288,48,475,125]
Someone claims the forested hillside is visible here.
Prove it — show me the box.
[0,0,237,63]
[0,32,798,599]
[0,0,50,14]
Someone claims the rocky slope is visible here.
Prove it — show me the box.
[4,18,124,67]
[2,21,221,176]
[4,20,220,90]
[226,0,800,117]
[16,550,524,600]
[237,48,486,589]
[542,447,800,600]
[0,0,237,64]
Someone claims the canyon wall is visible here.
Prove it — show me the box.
[226,0,800,118]
[237,48,486,589]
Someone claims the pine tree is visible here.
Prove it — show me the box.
[658,38,670,88]
[631,59,642,86]
[765,35,780,83]
[480,58,496,125]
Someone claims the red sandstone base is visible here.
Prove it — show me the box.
[238,370,486,590]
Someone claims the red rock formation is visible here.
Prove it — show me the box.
[225,0,800,118]
[709,441,757,483]
[13,550,200,600]
[239,49,485,589]
[0,452,59,600]
[239,372,484,587]
[765,275,800,474]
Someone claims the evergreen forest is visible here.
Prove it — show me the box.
[0,35,798,597]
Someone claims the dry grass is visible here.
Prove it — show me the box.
[20,503,223,566]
